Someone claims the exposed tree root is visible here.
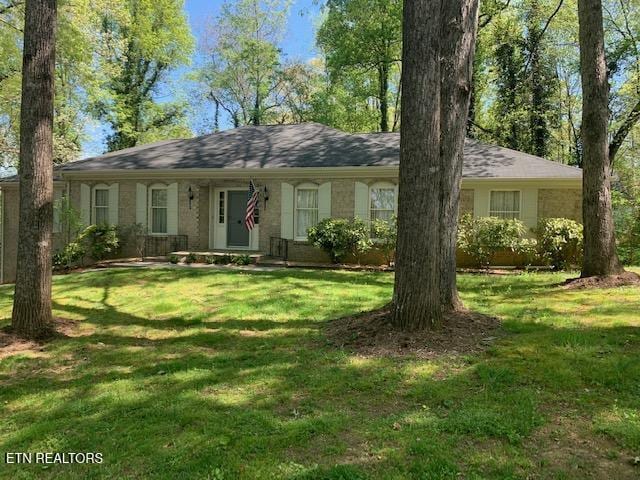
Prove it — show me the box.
[325,305,501,358]
[0,317,76,358]
[563,271,640,290]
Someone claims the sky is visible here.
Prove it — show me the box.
[82,0,322,158]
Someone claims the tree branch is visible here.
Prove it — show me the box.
[610,98,640,165]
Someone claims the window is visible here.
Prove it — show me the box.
[218,191,225,223]
[370,184,396,223]
[295,186,318,240]
[151,188,168,234]
[94,188,109,224]
[489,191,520,219]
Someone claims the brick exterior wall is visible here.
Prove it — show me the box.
[0,178,580,282]
[538,188,582,222]
[460,189,474,216]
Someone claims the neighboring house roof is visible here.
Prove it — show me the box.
[54,123,579,179]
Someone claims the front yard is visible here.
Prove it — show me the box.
[1,268,639,479]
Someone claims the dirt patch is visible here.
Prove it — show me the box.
[0,318,77,359]
[563,271,640,290]
[527,415,639,479]
[325,306,502,359]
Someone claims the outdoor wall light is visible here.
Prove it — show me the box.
[263,186,269,204]
[188,185,194,210]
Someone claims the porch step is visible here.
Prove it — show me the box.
[169,251,264,264]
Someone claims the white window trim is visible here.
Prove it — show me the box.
[148,184,169,235]
[92,184,110,225]
[294,182,319,241]
[488,189,522,219]
[369,182,398,223]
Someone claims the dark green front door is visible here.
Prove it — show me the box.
[227,190,250,247]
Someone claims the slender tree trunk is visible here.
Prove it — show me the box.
[439,0,480,310]
[392,0,478,330]
[11,0,57,338]
[378,63,389,132]
[577,0,624,277]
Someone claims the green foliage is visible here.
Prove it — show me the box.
[535,218,583,270]
[216,254,233,265]
[1,268,640,478]
[370,217,397,265]
[185,252,197,264]
[613,185,640,266]
[457,214,530,268]
[52,241,87,271]
[54,195,84,243]
[195,0,292,127]
[307,218,372,263]
[168,254,180,264]
[77,224,120,261]
[92,0,194,151]
[231,254,252,266]
[316,0,402,132]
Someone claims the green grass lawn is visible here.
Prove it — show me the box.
[1,267,639,479]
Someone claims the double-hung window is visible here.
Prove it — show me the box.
[150,188,168,234]
[295,186,318,240]
[370,185,396,223]
[93,188,109,224]
[489,191,520,219]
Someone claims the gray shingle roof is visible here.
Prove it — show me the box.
[59,122,581,179]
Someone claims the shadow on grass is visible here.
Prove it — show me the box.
[0,268,638,479]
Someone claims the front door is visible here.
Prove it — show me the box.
[227,190,250,247]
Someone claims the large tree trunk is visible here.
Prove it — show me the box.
[11,0,57,338]
[392,0,479,330]
[577,0,624,277]
[439,0,480,310]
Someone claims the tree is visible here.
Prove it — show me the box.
[196,0,289,128]
[11,0,56,338]
[317,0,402,132]
[577,0,624,276]
[94,0,194,151]
[392,0,479,330]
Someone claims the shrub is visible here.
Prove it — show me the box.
[307,218,372,263]
[118,222,147,258]
[535,218,583,270]
[53,241,87,270]
[371,217,397,265]
[214,254,232,264]
[457,214,529,268]
[231,254,252,265]
[55,195,84,242]
[168,254,180,264]
[78,224,120,261]
[205,255,216,264]
[185,252,197,264]
[613,191,640,265]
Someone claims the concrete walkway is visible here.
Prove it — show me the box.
[91,261,285,272]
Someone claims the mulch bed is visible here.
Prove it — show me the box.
[0,317,77,359]
[325,306,502,359]
[563,271,640,290]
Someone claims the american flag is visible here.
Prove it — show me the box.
[245,180,259,231]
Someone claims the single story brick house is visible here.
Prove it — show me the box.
[0,122,582,282]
